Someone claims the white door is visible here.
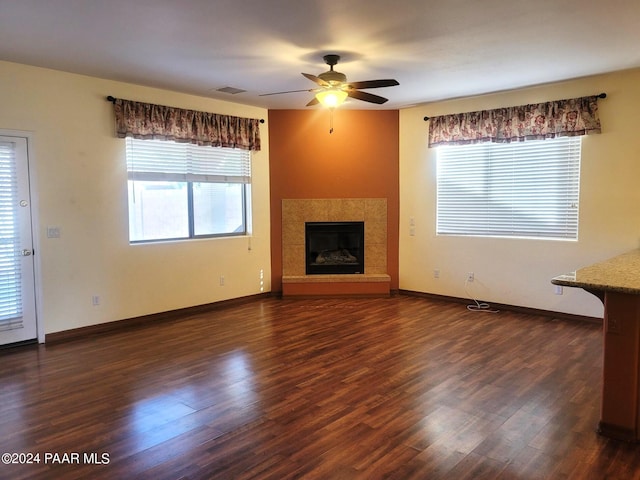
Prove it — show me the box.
[0,135,37,345]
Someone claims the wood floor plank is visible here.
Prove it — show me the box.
[1,295,638,479]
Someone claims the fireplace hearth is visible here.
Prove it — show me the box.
[305,221,364,275]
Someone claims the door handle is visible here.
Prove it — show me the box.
[22,249,33,256]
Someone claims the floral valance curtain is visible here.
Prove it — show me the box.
[428,95,601,147]
[113,98,261,151]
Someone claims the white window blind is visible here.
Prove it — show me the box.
[126,138,251,183]
[0,141,22,327]
[436,136,581,240]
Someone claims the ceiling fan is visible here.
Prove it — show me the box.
[260,54,399,107]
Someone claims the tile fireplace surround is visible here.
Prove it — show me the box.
[281,198,391,296]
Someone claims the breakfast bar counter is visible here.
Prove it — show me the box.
[552,249,640,442]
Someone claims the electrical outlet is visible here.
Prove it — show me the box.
[467,272,474,282]
[434,269,440,278]
[219,276,225,286]
[554,285,563,295]
[91,295,100,306]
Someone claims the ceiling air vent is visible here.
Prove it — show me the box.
[215,86,247,95]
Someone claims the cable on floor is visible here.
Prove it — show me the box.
[464,278,500,313]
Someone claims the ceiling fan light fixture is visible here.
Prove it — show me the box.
[315,89,348,108]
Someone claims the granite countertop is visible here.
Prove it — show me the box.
[552,249,640,295]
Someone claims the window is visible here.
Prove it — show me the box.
[126,138,251,242]
[436,136,581,240]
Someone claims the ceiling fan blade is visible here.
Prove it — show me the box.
[347,79,399,89]
[259,88,314,97]
[306,97,320,107]
[347,90,389,104]
[302,73,330,87]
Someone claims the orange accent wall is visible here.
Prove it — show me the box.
[268,109,400,293]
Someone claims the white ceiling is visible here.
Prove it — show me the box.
[1,0,640,110]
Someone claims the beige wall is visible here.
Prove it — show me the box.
[0,61,271,335]
[399,68,640,318]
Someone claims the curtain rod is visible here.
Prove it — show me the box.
[106,96,265,123]
[422,92,607,121]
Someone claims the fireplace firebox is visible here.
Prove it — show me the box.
[305,221,364,275]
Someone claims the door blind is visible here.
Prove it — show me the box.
[0,141,23,330]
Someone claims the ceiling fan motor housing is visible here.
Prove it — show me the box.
[319,70,347,85]
[319,54,347,86]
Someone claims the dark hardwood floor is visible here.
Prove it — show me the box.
[1,295,639,479]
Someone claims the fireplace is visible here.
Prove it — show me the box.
[305,221,364,275]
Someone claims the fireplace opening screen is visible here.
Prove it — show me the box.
[305,221,364,275]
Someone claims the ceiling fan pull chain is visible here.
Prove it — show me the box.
[329,108,334,134]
